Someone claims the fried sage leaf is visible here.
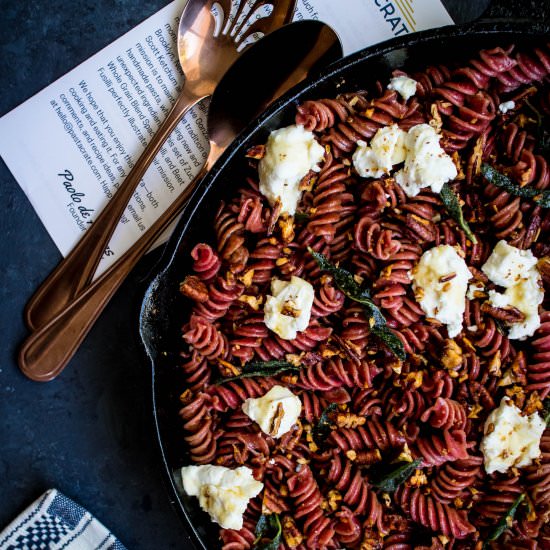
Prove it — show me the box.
[371,325,406,361]
[313,403,338,444]
[371,458,423,492]
[216,360,300,385]
[308,248,374,305]
[440,183,477,244]
[308,248,405,359]
[294,212,310,222]
[254,513,282,550]
[485,493,525,545]
[481,164,550,208]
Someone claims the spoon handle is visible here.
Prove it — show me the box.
[18,161,211,381]
[24,86,204,332]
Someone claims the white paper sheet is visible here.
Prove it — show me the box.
[0,0,453,277]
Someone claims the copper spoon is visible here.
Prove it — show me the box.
[24,0,296,332]
[18,20,343,381]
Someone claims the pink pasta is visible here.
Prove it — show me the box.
[174,41,550,548]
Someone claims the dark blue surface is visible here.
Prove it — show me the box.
[0,1,548,549]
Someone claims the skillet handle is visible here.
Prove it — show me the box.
[18,165,208,381]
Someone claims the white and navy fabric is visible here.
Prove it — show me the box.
[0,489,127,550]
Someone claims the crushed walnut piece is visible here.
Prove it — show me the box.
[505,385,526,409]
[267,199,282,235]
[304,424,319,453]
[429,103,443,133]
[354,449,382,466]
[525,495,537,522]
[488,350,502,377]
[481,302,526,324]
[268,402,285,437]
[179,389,193,404]
[523,391,543,417]
[346,450,357,461]
[281,300,301,318]
[396,442,414,463]
[238,268,255,287]
[461,337,476,352]
[282,516,303,549]
[335,412,366,429]
[217,358,242,377]
[390,360,403,375]
[409,469,428,487]
[238,294,264,311]
[280,374,298,385]
[470,135,484,177]
[278,215,295,243]
[326,490,342,512]
[452,151,466,181]
[179,275,209,302]
[519,167,533,187]
[381,493,392,508]
[468,404,483,419]
[441,339,463,371]
[245,144,266,159]
[285,353,305,367]
[511,351,528,385]
[405,371,424,389]
[498,368,517,387]
[359,531,382,550]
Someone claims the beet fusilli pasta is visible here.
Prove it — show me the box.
[176,40,550,549]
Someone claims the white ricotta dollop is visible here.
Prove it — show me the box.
[481,240,543,340]
[395,123,457,197]
[264,276,314,340]
[388,75,418,101]
[411,245,472,337]
[180,465,263,530]
[498,100,515,114]
[480,397,545,474]
[258,124,325,215]
[242,385,302,438]
[352,124,407,179]
[482,240,538,287]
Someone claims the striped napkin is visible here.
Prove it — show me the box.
[0,489,127,550]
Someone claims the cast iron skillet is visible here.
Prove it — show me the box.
[139,20,550,550]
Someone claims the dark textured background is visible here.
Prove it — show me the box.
[1,1,549,549]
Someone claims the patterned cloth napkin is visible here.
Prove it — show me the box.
[0,489,127,550]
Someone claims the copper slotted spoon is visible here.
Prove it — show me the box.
[18,20,343,382]
[24,0,296,331]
